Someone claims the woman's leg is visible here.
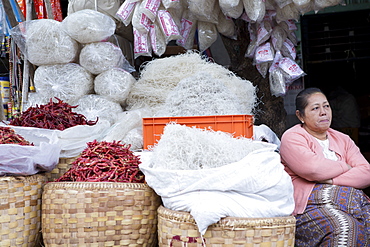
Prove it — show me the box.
[294,184,370,247]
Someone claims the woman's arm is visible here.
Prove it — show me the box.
[280,130,349,182]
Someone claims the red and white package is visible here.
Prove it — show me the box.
[256,20,272,46]
[281,38,296,60]
[157,9,182,43]
[133,28,152,59]
[141,0,161,22]
[254,42,274,64]
[269,50,283,73]
[162,0,181,9]
[132,3,152,34]
[149,23,166,57]
[278,57,305,84]
[176,16,197,49]
[116,1,138,26]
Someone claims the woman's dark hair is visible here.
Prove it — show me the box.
[296,87,325,116]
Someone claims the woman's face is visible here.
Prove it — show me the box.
[297,92,332,136]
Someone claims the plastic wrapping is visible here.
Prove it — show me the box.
[33,63,94,104]
[176,10,197,50]
[157,9,182,43]
[271,25,287,51]
[293,0,314,14]
[242,0,266,23]
[67,0,122,21]
[256,20,272,46]
[188,0,219,23]
[269,68,286,97]
[122,127,143,151]
[102,108,151,142]
[281,38,296,60]
[162,0,181,9]
[10,19,79,66]
[149,22,167,57]
[75,94,124,125]
[276,3,300,23]
[133,28,152,58]
[79,42,133,75]
[254,42,274,65]
[314,0,344,12]
[278,57,305,85]
[216,13,236,39]
[116,0,138,26]
[197,21,218,52]
[140,0,161,22]
[94,68,136,105]
[256,62,270,78]
[274,0,293,8]
[132,2,152,34]
[219,0,243,19]
[62,9,116,44]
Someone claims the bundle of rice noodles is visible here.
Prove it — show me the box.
[33,63,94,104]
[126,51,257,115]
[62,9,116,44]
[155,72,244,117]
[74,94,124,125]
[79,42,126,75]
[150,123,267,170]
[94,68,136,105]
[24,19,79,66]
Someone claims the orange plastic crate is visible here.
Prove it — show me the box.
[142,114,254,150]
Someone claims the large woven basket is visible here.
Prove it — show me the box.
[44,156,78,182]
[157,206,296,247]
[42,182,162,247]
[0,174,47,247]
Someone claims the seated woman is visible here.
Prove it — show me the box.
[280,87,370,246]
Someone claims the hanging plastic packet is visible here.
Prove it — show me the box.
[219,0,244,19]
[162,0,181,9]
[197,21,218,52]
[140,0,161,22]
[269,50,283,73]
[276,3,300,23]
[278,57,305,85]
[216,12,236,39]
[293,0,313,14]
[188,0,219,24]
[157,9,182,43]
[149,22,167,57]
[133,28,152,59]
[274,0,293,9]
[245,22,258,58]
[281,38,296,60]
[132,2,152,34]
[314,0,344,12]
[256,20,272,46]
[269,68,287,97]
[167,4,184,31]
[176,10,197,50]
[271,25,287,51]
[242,0,266,23]
[254,42,274,65]
[256,62,270,78]
[116,0,138,26]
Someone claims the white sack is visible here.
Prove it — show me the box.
[139,146,295,235]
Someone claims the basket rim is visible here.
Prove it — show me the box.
[44,181,152,190]
[157,205,296,228]
[0,173,46,183]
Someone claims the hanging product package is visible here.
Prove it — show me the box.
[0,125,61,176]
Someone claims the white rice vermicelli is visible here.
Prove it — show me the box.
[62,9,116,44]
[25,19,79,66]
[33,63,94,104]
[79,42,125,75]
[94,68,136,105]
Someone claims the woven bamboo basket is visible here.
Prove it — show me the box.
[0,174,47,247]
[42,182,162,247]
[157,206,296,247]
[44,156,78,182]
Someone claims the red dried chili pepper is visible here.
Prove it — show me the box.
[55,140,145,183]
[0,126,33,146]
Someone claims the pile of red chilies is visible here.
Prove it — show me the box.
[0,126,33,145]
[56,140,145,183]
[9,98,98,130]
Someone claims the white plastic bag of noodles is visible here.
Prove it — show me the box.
[197,21,218,52]
[79,41,135,75]
[0,125,61,175]
[139,144,295,235]
[242,0,266,23]
[9,19,79,67]
[61,9,116,44]
[67,0,122,21]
